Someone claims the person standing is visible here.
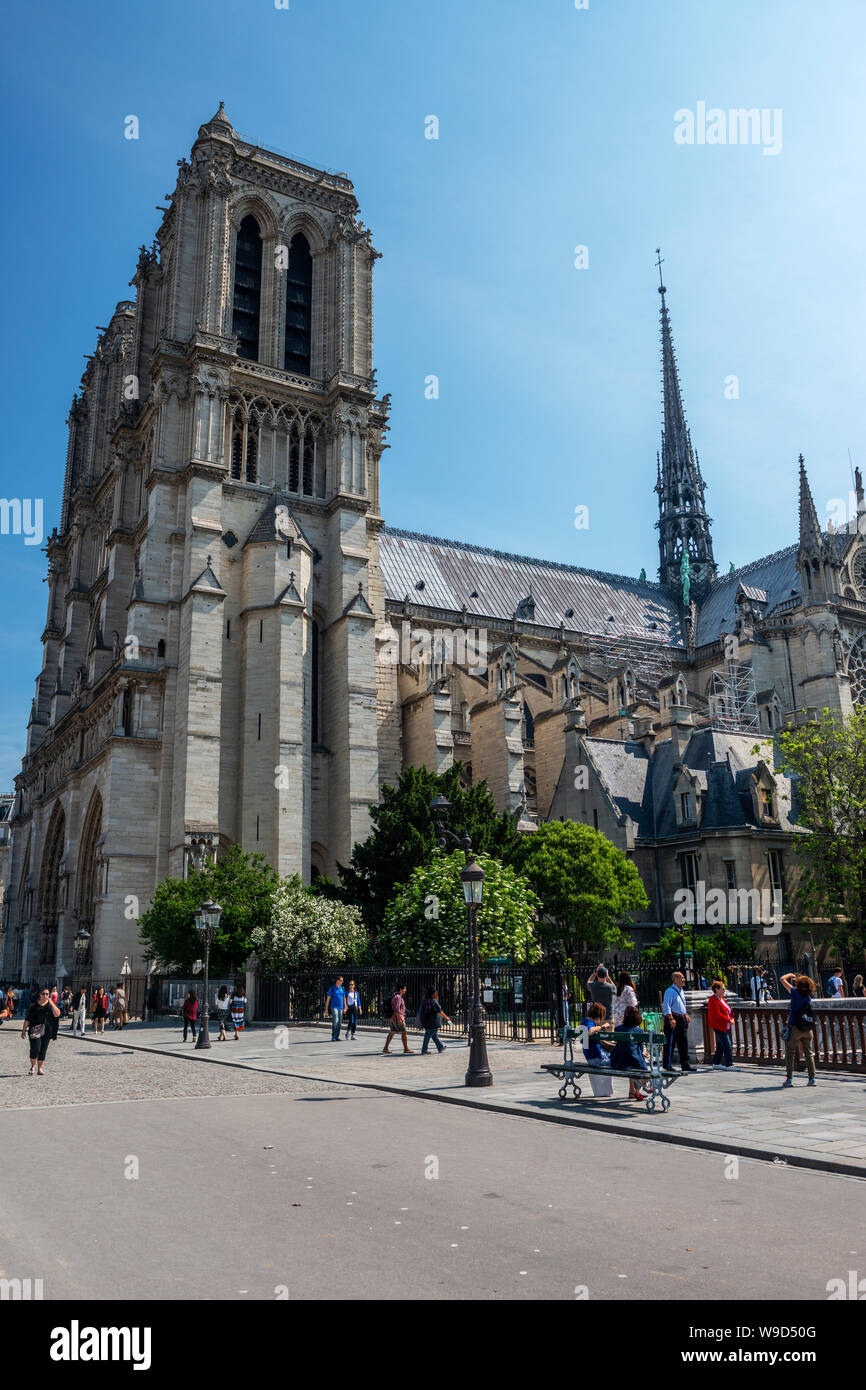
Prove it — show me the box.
[852,974,865,998]
[0,986,15,1023]
[662,971,692,1072]
[613,972,639,1028]
[60,986,72,1017]
[382,984,414,1054]
[112,984,127,1030]
[344,981,362,1039]
[215,985,230,1041]
[780,972,817,1087]
[586,965,615,1022]
[21,986,61,1076]
[71,986,87,1036]
[419,987,451,1054]
[708,980,734,1069]
[325,976,346,1041]
[229,986,246,1039]
[91,986,108,1034]
[825,969,845,998]
[181,989,198,1042]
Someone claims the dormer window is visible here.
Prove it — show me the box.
[680,792,692,821]
[761,788,773,815]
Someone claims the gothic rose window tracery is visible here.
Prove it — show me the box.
[848,633,866,708]
[852,547,866,599]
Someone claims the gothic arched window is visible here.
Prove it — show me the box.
[77,792,102,939]
[38,803,66,967]
[283,233,312,375]
[311,620,321,743]
[232,215,263,362]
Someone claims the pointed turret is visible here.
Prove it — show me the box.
[798,453,824,552]
[797,454,839,601]
[196,101,238,143]
[653,252,716,603]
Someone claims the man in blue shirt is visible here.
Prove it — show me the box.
[325,977,346,1041]
[661,971,693,1072]
[825,970,844,998]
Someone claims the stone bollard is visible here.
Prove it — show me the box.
[684,990,713,1064]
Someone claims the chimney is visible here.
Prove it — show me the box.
[669,704,693,764]
[633,716,656,753]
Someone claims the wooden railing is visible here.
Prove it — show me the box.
[702,1004,866,1072]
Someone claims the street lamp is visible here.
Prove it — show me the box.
[193,898,222,1050]
[431,795,492,1088]
[74,926,92,996]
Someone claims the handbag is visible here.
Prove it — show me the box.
[29,1023,45,1039]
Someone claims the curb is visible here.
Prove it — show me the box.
[53,1028,866,1182]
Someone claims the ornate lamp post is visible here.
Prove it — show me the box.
[193,899,222,1051]
[74,926,92,997]
[431,795,492,1088]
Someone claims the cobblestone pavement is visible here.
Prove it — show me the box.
[0,1027,343,1108]
[63,1020,866,1175]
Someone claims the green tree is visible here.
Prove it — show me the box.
[642,925,751,967]
[378,850,542,965]
[769,708,866,962]
[513,820,648,956]
[138,846,279,974]
[251,878,368,972]
[338,764,521,936]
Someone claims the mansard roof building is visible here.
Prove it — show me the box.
[3,108,865,978]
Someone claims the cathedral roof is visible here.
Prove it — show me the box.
[380,528,686,647]
[586,728,800,840]
[695,544,801,645]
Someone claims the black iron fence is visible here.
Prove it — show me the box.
[255,960,560,1043]
[251,948,847,1040]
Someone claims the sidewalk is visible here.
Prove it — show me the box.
[58,1019,866,1178]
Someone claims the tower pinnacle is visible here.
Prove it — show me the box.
[654,254,716,603]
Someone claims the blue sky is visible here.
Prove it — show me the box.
[2,0,865,788]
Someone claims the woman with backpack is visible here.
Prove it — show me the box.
[419,987,451,1055]
[780,972,817,1087]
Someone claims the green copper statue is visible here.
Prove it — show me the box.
[680,550,691,606]
[639,567,646,583]
[729,561,735,575]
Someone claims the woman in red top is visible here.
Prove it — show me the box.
[708,980,734,1069]
[182,989,199,1043]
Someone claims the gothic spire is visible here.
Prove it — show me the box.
[798,453,824,553]
[654,251,716,603]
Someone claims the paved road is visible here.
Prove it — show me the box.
[0,1032,863,1301]
[49,1019,866,1174]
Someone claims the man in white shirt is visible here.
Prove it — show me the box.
[662,971,693,1072]
[71,987,87,1037]
[826,969,845,998]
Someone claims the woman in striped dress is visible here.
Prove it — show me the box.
[229,987,246,1040]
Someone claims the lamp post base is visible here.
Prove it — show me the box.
[195,1031,211,1050]
[465,1004,493,1087]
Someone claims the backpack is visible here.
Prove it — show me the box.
[793,1001,814,1031]
[420,997,438,1023]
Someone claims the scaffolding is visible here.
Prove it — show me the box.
[580,625,674,694]
[710,660,760,734]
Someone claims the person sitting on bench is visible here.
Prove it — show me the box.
[580,1001,615,1097]
[609,1004,650,1102]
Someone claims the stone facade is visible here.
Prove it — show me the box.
[4,109,866,980]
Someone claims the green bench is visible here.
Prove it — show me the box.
[541,1026,682,1114]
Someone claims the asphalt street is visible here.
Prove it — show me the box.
[0,1034,863,1300]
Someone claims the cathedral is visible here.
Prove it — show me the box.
[3,106,865,980]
